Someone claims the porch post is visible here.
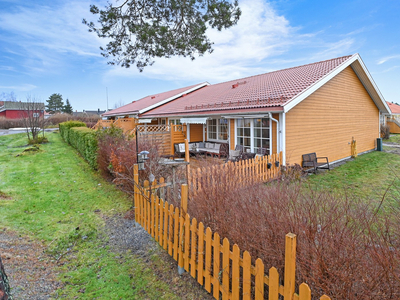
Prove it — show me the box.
[281,112,286,166]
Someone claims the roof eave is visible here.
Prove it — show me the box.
[283,53,390,114]
[137,82,210,114]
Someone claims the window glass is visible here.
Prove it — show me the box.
[237,117,270,153]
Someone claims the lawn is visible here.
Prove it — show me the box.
[305,150,400,203]
[0,132,184,299]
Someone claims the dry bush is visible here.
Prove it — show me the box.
[381,124,391,140]
[47,114,100,127]
[189,165,400,299]
[0,117,25,129]
[97,130,185,206]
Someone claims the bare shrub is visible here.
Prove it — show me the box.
[381,124,391,140]
[189,167,400,299]
[0,117,24,129]
[46,114,100,127]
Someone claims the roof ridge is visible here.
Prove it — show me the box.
[208,54,355,87]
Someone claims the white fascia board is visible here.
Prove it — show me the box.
[138,82,210,114]
[283,54,360,113]
[283,53,390,114]
[351,55,390,114]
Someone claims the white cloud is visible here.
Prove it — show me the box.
[0,1,104,74]
[377,55,400,65]
[0,84,37,91]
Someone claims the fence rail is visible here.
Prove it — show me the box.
[133,165,331,300]
[189,152,282,194]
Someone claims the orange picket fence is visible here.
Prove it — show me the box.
[133,164,331,300]
[189,152,282,195]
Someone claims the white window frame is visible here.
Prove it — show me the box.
[206,118,228,142]
[236,118,271,153]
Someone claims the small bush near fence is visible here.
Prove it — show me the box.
[97,128,184,203]
[59,121,97,169]
[189,165,400,299]
[0,117,25,129]
[381,124,390,140]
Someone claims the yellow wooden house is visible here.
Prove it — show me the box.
[103,54,390,166]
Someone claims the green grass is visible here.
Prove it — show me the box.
[0,132,181,299]
[386,133,400,143]
[305,151,400,202]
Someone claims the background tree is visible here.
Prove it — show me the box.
[0,91,17,102]
[20,96,47,143]
[63,99,73,114]
[83,0,241,71]
[46,93,64,114]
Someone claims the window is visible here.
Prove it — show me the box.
[169,119,181,125]
[33,113,39,117]
[236,118,270,153]
[158,118,166,125]
[207,118,228,141]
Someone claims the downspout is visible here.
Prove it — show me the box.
[268,113,279,154]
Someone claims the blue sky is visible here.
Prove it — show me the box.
[1,0,399,111]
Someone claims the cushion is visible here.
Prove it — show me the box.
[199,142,205,148]
[214,144,221,151]
[229,150,240,159]
[178,143,185,152]
[206,142,213,149]
[255,154,263,159]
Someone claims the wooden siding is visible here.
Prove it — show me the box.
[388,120,400,134]
[230,119,235,150]
[190,124,204,142]
[285,66,379,165]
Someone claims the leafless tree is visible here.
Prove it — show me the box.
[19,95,46,142]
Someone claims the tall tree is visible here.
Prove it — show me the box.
[63,99,73,114]
[83,0,241,71]
[46,93,64,113]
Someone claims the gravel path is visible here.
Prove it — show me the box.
[0,228,62,299]
[0,213,213,299]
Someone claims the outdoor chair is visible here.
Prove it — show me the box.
[302,152,330,173]
[226,145,245,162]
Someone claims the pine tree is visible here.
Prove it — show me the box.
[46,93,64,113]
[63,99,73,114]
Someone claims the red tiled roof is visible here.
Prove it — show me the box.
[143,55,353,117]
[386,101,400,114]
[102,83,205,117]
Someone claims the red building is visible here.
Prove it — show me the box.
[0,101,45,119]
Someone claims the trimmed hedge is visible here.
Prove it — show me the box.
[59,121,98,169]
[59,121,86,142]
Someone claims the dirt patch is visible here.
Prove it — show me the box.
[103,213,214,299]
[0,192,11,200]
[0,228,62,299]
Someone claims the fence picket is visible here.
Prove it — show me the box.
[163,201,168,250]
[320,296,331,300]
[255,258,264,300]
[158,197,164,245]
[178,214,184,270]
[299,283,311,300]
[222,238,230,300]
[243,251,251,300]
[168,204,174,256]
[198,222,205,286]
[205,227,212,293]
[184,214,190,272]
[232,244,240,299]
[173,207,179,261]
[268,267,279,300]
[190,218,198,278]
[213,232,220,300]
[154,192,158,241]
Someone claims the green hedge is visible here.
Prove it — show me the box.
[59,121,98,169]
[59,121,86,142]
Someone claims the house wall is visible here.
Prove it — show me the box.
[230,119,235,150]
[285,66,379,165]
[1,110,44,119]
[388,120,400,134]
[190,124,204,142]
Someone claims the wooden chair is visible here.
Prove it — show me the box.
[302,152,330,173]
[226,145,245,162]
